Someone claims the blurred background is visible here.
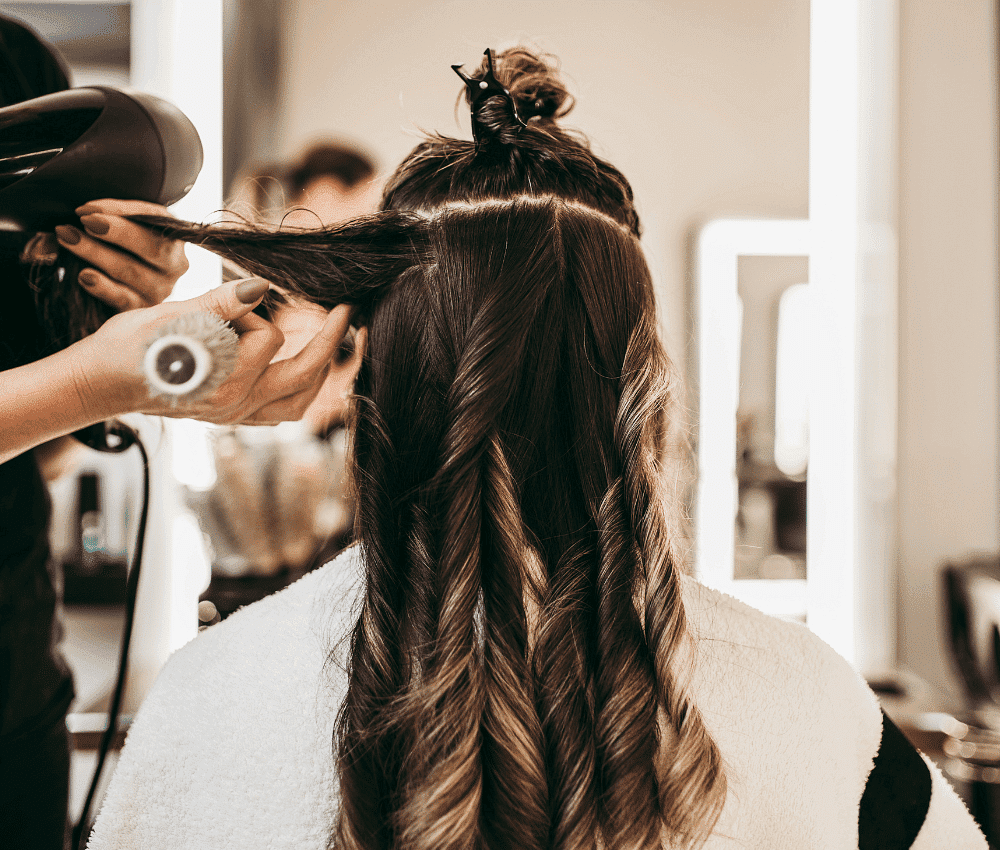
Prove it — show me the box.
[3,0,998,833]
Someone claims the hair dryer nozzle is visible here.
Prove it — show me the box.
[0,86,203,232]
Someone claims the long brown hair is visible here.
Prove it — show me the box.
[136,47,726,850]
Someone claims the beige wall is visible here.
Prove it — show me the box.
[276,0,1000,700]
[897,0,1000,700]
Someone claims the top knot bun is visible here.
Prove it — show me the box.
[467,47,574,125]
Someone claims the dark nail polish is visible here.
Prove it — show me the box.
[236,278,270,304]
[55,225,81,245]
[78,269,99,287]
[81,214,110,236]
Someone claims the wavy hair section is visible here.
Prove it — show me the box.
[144,194,726,849]
[346,198,724,850]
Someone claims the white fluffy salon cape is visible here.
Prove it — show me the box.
[88,547,986,849]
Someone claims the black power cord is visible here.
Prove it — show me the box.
[69,420,149,850]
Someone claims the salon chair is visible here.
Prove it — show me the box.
[943,553,1000,844]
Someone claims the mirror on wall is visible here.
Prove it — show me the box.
[734,255,808,583]
[691,219,812,625]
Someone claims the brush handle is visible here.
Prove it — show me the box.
[143,333,214,396]
[141,312,240,401]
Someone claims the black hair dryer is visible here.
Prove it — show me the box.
[0,86,202,232]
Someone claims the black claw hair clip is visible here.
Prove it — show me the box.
[452,48,527,143]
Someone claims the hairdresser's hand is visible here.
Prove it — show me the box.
[74,278,352,426]
[270,300,366,433]
[54,198,189,310]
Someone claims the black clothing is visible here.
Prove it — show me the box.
[0,14,76,849]
[858,711,935,849]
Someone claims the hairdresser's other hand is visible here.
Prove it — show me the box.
[270,300,366,434]
[54,199,189,310]
[74,278,350,426]
[227,302,360,427]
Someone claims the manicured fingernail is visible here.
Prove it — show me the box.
[80,214,110,236]
[55,225,81,245]
[76,204,99,216]
[235,277,270,303]
[78,269,99,288]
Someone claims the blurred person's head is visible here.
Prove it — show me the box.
[284,142,379,227]
[228,142,378,228]
[225,142,378,433]
[286,141,378,225]
[134,47,725,850]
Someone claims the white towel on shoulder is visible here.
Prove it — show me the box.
[88,547,986,849]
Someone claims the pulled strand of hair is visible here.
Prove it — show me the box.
[128,211,429,323]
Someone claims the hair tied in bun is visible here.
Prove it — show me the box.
[452,48,527,145]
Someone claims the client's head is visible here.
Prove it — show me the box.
[138,47,725,850]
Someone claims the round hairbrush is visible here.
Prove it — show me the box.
[143,312,240,404]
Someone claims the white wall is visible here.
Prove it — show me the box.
[897,0,1000,701]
